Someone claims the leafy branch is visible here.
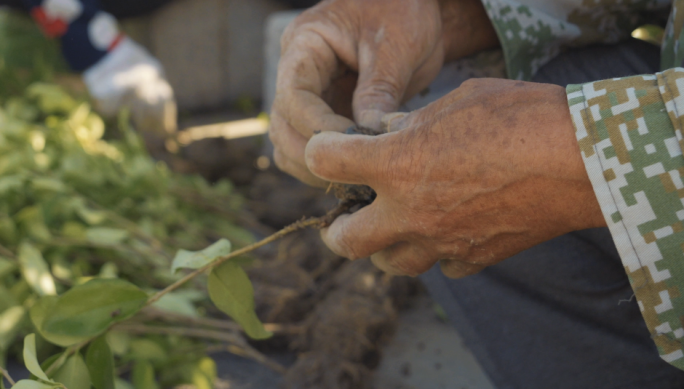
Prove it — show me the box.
[147,216,324,306]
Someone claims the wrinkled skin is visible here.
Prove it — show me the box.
[271,0,605,278]
[306,79,607,278]
[270,0,498,186]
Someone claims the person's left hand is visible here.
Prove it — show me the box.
[83,38,177,137]
[304,78,607,278]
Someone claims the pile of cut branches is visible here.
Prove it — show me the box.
[0,47,276,388]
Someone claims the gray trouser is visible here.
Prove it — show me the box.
[418,39,684,389]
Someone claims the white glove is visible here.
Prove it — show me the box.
[83,38,177,136]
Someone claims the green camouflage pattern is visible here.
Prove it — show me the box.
[482,0,684,369]
[567,69,684,369]
[481,0,671,80]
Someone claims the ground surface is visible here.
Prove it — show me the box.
[206,294,495,389]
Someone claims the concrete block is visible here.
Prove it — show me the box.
[133,0,287,111]
[149,0,224,110]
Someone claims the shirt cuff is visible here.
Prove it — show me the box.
[567,68,684,369]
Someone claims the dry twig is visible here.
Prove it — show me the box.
[0,366,16,386]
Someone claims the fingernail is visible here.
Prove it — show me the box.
[357,109,384,131]
[381,112,409,133]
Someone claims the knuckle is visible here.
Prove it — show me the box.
[459,78,481,92]
[268,126,282,146]
[272,150,289,171]
[357,77,402,106]
[280,20,301,49]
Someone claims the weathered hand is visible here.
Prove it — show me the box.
[305,79,606,278]
[270,0,497,186]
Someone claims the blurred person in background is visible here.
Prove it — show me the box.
[0,0,320,136]
[0,0,178,136]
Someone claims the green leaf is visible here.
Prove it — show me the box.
[0,217,17,245]
[105,332,129,356]
[151,292,198,317]
[10,380,58,389]
[0,258,16,279]
[131,361,158,389]
[98,263,118,279]
[22,334,53,383]
[171,239,231,274]
[86,228,129,245]
[30,178,66,193]
[73,201,107,226]
[128,339,167,363]
[207,261,271,340]
[86,336,115,389]
[191,357,216,389]
[0,175,24,194]
[41,279,147,339]
[38,354,61,376]
[16,208,51,243]
[30,297,88,347]
[0,306,25,350]
[52,353,90,389]
[18,242,56,296]
[0,285,18,314]
[113,379,134,389]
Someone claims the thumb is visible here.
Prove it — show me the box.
[305,131,387,185]
[352,43,413,130]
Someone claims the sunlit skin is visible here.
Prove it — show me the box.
[270,0,606,277]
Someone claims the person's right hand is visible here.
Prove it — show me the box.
[270,0,498,187]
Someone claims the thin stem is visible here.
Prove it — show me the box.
[113,323,287,374]
[146,217,322,306]
[139,307,303,335]
[44,340,90,377]
[205,344,288,375]
[83,198,171,260]
[0,366,16,386]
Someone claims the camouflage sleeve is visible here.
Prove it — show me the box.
[480,0,671,80]
[567,68,684,369]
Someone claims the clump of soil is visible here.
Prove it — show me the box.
[281,259,412,389]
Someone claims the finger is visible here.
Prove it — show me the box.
[439,259,487,279]
[272,149,327,187]
[401,46,444,103]
[305,131,390,185]
[275,32,355,138]
[320,203,399,260]
[352,43,411,129]
[269,111,308,166]
[370,241,438,277]
[270,112,328,187]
